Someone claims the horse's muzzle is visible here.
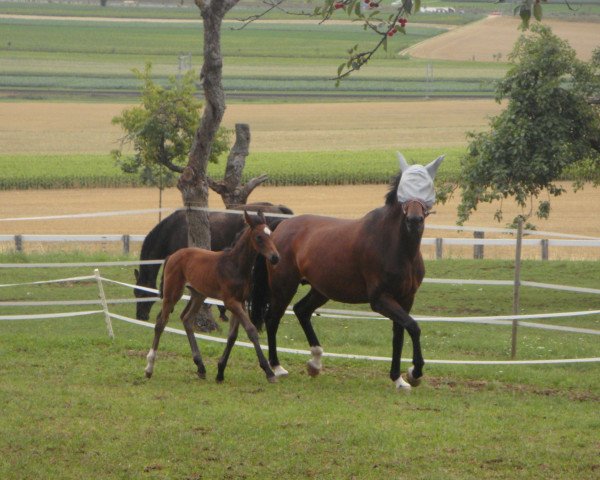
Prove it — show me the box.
[406,215,425,234]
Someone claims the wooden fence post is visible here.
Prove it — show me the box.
[435,238,443,260]
[541,239,549,261]
[473,231,484,259]
[15,235,23,252]
[122,234,130,255]
[511,219,523,359]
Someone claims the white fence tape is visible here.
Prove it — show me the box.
[0,310,103,321]
[107,312,600,366]
[1,269,598,364]
[3,235,600,250]
[1,205,598,240]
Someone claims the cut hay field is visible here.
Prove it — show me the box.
[0,99,503,154]
[403,15,600,62]
[2,181,599,260]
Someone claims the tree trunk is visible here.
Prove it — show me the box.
[177,0,238,332]
[208,123,269,207]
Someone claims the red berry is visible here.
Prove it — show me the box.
[334,2,344,9]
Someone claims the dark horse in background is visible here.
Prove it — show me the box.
[250,153,444,390]
[134,202,293,321]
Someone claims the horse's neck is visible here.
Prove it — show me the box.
[223,228,257,276]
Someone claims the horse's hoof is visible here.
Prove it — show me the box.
[394,375,412,391]
[197,371,206,380]
[267,375,278,384]
[144,370,153,379]
[406,366,422,387]
[306,361,321,377]
[271,365,289,377]
[215,375,224,384]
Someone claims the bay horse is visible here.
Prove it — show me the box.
[134,202,293,321]
[249,153,444,390]
[144,210,281,383]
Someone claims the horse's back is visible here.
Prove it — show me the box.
[272,214,370,302]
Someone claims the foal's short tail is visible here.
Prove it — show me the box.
[159,255,171,299]
[249,254,270,332]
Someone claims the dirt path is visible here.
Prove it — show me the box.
[1,184,598,259]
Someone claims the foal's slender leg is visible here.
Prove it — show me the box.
[181,289,207,379]
[145,303,171,378]
[216,313,240,383]
[217,302,276,383]
[293,288,328,377]
[236,303,276,382]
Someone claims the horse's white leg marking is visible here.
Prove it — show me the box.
[307,346,324,376]
[395,375,412,391]
[145,349,157,378]
[271,364,289,377]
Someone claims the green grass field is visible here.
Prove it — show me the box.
[1,253,598,479]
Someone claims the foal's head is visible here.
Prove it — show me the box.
[387,152,445,235]
[244,210,280,265]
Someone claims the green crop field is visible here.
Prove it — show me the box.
[0,253,598,479]
[0,147,466,190]
[0,4,504,101]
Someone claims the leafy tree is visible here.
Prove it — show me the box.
[457,24,600,228]
[111,63,229,216]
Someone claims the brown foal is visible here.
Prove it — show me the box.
[144,210,280,383]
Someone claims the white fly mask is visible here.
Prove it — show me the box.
[396,152,445,209]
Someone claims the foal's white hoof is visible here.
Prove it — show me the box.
[406,366,422,387]
[394,376,412,391]
[271,365,289,377]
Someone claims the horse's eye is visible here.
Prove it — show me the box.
[255,235,263,244]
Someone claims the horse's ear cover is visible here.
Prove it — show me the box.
[395,152,445,208]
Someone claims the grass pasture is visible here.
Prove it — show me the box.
[1,253,599,479]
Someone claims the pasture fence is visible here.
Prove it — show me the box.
[2,206,600,260]
[1,259,599,366]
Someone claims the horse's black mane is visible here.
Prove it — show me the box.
[384,172,402,206]
[140,210,184,260]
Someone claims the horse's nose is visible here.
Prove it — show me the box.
[406,213,424,233]
[269,253,280,265]
[407,213,424,225]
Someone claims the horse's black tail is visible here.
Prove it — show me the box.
[249,254,270,332]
